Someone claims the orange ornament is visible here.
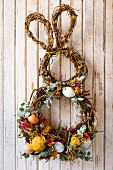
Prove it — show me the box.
[28,113,39,124]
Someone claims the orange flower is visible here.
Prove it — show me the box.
[57,86,62,91]
[51,151,58,159]
[83,133,90,141]
[74,87,81,95]
[47,138,55,146]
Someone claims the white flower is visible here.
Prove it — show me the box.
[77,125,86,135]
[44,97,53,108]
[77,97,84,101]
[77,130,83,136]
[80,125,86,133]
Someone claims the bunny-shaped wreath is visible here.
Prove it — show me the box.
[17,4,97,162]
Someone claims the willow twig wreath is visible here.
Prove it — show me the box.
[17,4,97,162]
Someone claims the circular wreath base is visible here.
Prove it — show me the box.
[40,48,88,86]
[17,85,96,162]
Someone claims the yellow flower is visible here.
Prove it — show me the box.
[41,126,51,135]
[72,15,76,20]
[28,132,37,140]
[70,134,84,146]
[57,86,62,91]
[56,51,60,55]
[30,135,46,151]
[46,52,50,55]
[74,87,81,95]
[78,65,82,69]
[53,19,58,24]
[49,39,54,43]
[45,22,49,27]
[69,50,73,54]
[27,19,31,24]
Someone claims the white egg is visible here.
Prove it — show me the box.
[62,87,75,98]
[23,143,33,154]
[54,142,64,153]
[81,140,92,149]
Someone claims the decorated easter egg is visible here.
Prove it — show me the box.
[54,142,64,153]
[23,143,33,154]
[62,87,75,98]
[28,113,39,124]
[81,140,92,149]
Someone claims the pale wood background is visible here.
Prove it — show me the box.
[0,0,113,170]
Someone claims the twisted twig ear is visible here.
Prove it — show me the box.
[25,12,54,51]
[52,4,77,48]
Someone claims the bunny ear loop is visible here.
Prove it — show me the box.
[25,4,77,51]
[25,12,54,51]
[52,4,77,48]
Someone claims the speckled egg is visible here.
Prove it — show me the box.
[62,87,75,98]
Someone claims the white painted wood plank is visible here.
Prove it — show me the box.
[70,1,83,169]
[105,0,113,170]
[16,0,27,169]
[82,0,94,169]
[93,0,105,169]
[49,1,61,169]
[0,0,4,169]
[27,0,38,95]
[38,1,50,169]
[49,0,60,129]
[38,0,49,91]
[60,1,71,170]
[4,0,16,169]
[26,0,39,169]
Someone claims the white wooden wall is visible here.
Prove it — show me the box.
[0,0,113,170]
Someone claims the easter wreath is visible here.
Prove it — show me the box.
[17,4,97,162]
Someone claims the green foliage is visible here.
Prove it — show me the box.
[19,107,24,112]
[17,102,32,118]
[17,119,21,122]
[60,153,68,161]
[19,129,29,140]
[40,145,46,152]
[77,151,92,161]
[17,110,24,117]
[21,102,25,106]
[22,153,29,158]
[71,145,78,151]
[57,123,62,132]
